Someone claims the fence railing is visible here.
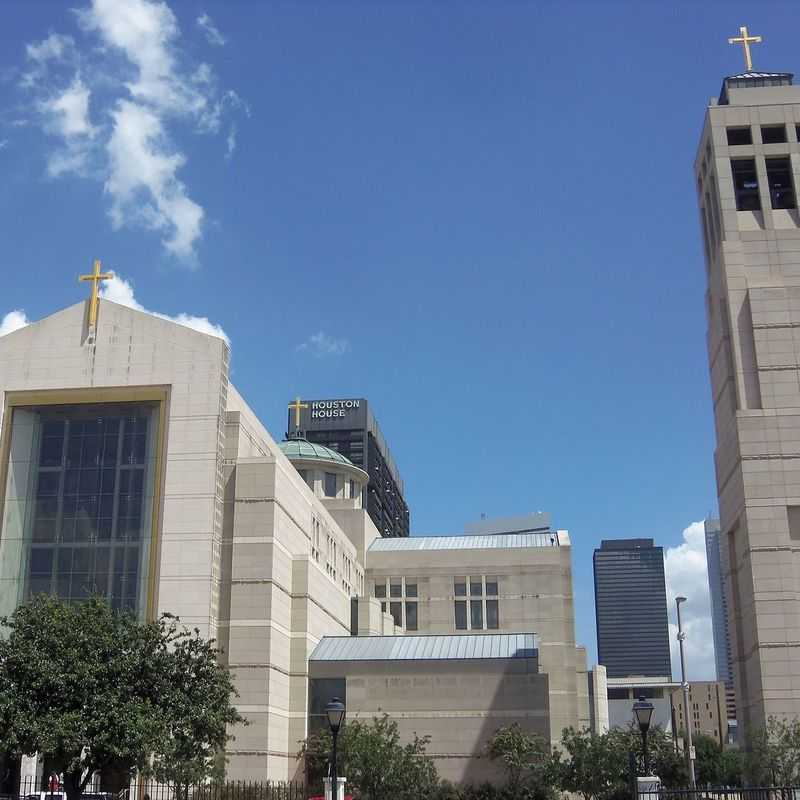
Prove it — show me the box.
[660,788,799,800]
[2,779,307,800]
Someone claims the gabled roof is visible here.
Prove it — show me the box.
[310,633,537,662]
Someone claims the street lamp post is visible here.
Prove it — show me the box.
[676,596,697,788]
[325,698,346,800]
[633,696,655,775]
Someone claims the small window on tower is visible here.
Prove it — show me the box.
[324,472,337,497]
[761,125,787,144]
[731,159,761,210]
[766,157,797,209]
[727,127,752,146]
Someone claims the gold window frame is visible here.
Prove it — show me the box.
[0,386,170,620]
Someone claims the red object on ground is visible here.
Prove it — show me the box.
[307,795,353,800]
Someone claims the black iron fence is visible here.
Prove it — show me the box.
[3,779,307,800]
[660,789,799,800]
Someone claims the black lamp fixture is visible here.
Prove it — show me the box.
[632,695,655,775]
[326,697,346,733]
[325,697,346,798]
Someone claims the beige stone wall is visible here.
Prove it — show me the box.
[220,398,365,781]
[365,534,579,744]
[696,90,800,731]
[309,657,549,785]
[0,300,229,637]
[669,681,728,747]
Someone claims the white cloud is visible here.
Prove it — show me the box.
[39,77,97,177]
[105,100,203,259]
[99,273,228,341]
[0,310,30,337]
[26,33,74,65]
[196,13,226,47]
[296,331,350,358]
[41,77,95,137]
[22,33,75,88]
[225,124,236,159]
[665,521,717,682]
[15,0,248,260]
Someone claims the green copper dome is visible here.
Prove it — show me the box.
[278,438,356,467]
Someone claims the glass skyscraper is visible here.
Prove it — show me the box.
[593,538,672,678]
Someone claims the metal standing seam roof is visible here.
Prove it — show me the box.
[309,633,537,662]
[368,532,558,552]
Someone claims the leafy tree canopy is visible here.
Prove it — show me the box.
[484,723,555,800]
[301,714,438,800]
[0,596,244,800]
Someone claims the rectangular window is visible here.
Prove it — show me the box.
[766,157,796,209]
[470,599,483,629]
[486,599,499,629]
[761,125,787,144]
[454,577,466,597]
[349,479,357,499]
[607,688,630,700]
[380,601,386,613]
[455,600,467,630]
[727,126,752,146]
[405,601,418,631]
[324,472,337,497]
[390,578,402,598]
[469,577,482,596]
[374,582,386,599]
[405,581,418,598]
[731,159,761,210]
[2,402,160,620]
[389,601,402,628]
[486,576,498,596]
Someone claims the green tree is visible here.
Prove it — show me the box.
[300,714,438,800]
[485,723,555,800]
[555,727,622,800]
[690,733,744,787]
[746,716,800,785]
[0,596,244,800]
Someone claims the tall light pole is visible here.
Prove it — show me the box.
[325,697,346,800]
[676,596,696,787]
[633,696,655,775]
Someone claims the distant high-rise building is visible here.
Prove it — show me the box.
[704,518,736,720]
[287,397,409,537]
[593,538,671,678]
[695,46,800,728]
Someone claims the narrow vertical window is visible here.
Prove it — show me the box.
[405,601,418,631]
[486,599,499,629]
[324,472,337,497]
[389,577,402,598]
[766,157,796,209]
[454,577,466,597]
[731,159,761,210]
[454,600,467,630]
[469,576,483,596]
[470,599,483,630]
[374,581,386,599]
[389,601,402,628]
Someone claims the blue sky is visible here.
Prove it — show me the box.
[1,0,793,677]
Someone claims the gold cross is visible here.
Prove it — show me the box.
[288,396,308,428]
[728,25,762,72]
[78,259,113,329]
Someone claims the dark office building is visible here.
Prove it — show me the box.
[287,398,409,538]
[593,538,672,678]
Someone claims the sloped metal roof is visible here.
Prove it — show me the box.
[369,532,558,552]
[309,633,537,662]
